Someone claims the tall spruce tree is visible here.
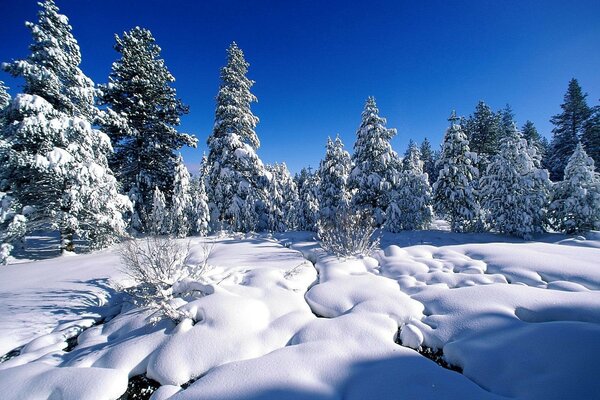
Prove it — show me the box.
[498,104,516,141]
[189,156,210,236]
[0,0,129,253]
[480,124,551,238]
[521,120,546,167]
[266,163,298,232]
[206,42,268,232]
[464,101,501,168]
[582,103,600,169]
[318,136,352,225]
[548,143,600,233]
[101,27,197,231]
[348,97,399,226]
[433,111,482,232]
[420,137,436,184]
[548,79,592,181]
[170,154,192,237]
[295,167,320,231]
[387,143,433,231]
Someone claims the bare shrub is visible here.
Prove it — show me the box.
[317,208,380,258]
[118,237,213,323]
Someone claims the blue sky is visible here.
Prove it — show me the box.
[2,0,599,173]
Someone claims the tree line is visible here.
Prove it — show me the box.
[1,0,599,263]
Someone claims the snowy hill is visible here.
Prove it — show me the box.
[0,231,599,399]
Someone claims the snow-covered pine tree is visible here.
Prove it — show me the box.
[548,79,592,181]
[480,123,551,238]
[189,156,210,236]
[387,142,433,231]
[149,186,168,235]
[582,104,600,169]
[420,137,436,184]
[548,143,600,233]
[100,27,197,232]
[318,136,352,225]
[266,162,298,232]
[433,111,482,232]
[464,101,501,169]
[0,82,9,111]
[521,120,546,167]
[348,97,399,226]
[295,167,320,231]
[206,42,268,232]
[0,0,130,253]
[170,154,192,237]
[498,104,516,141]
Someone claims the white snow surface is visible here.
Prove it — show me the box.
[0,230,599,399]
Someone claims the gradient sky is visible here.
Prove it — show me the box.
[2,0,600,173]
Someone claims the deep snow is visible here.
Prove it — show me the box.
[0,230,599,399]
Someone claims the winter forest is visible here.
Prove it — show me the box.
[1,1,600,399]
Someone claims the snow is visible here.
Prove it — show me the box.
[0,230,599,399]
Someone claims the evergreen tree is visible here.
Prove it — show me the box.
[548,143,600,233]
[0,82,9,111]
[0,1,129,252]
[266,163,298,232]
[206,42,268,232]
[2,0,97,119]
[149,186,168,235]
[433,111,482,232]
[548,79,592,181]
[318,136,352,225]
[295,167,320,231]
[348,97,399,225]
[480,124,551,238]
[521,120,546,167]
[170,154,192,237]
[387,143,433,231]
[582,103,600,169]
[420,137,436,184]
[464,101,501,168]
[498,104,516,140]
[402,139,417,170]
[101,27,197,231]
[189,156,210,236]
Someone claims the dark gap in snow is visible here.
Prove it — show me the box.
[0,346,23,364]
[64,318,107,352]
[117,375,160,400]
[181,374,204,389]
[396,328,462,373]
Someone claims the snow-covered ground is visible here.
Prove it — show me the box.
[0,230,599,399]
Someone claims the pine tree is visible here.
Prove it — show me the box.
[420,137,436,184]
[402,139,417,171]
[480,124,551,238]
[387,143,433,231]
[548,79,592,181]
[295,167,320,231]
[266,163,298,232]
[170,154,192,237]
[348,97,399,226]
[0,0,130,252]
[318,136,352,225]
[521,120,546,167]
[206,42,268,232]
[100,27,197,231]
[582,103,600,169]
[189,156,210,236]
[0,82,9,111]
[464,101,501,168]
[498,104,516,141]
[149,186,168,235]
[548,143,600,233]
[2,0,97,120]
[433,111,482,232]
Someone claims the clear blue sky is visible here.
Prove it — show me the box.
[2,0,600,173]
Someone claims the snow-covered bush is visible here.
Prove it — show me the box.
[317,207,379,258]
[119,237,213,323]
